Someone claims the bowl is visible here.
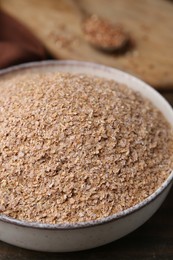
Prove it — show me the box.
[0,60,173,252]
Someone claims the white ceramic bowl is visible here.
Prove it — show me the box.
[0,61,173,252]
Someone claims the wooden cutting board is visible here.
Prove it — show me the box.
[1,0,173,89]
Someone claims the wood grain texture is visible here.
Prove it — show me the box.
[1,0,173,89]
[0,91,173,259]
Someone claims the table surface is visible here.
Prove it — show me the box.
[0,91,173,260]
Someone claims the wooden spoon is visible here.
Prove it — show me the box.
[82,14,130,52]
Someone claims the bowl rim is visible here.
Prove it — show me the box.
[0,60,173,230]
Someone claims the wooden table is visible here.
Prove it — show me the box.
[0,90,173,259]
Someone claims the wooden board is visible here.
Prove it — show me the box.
[1,0,173,89]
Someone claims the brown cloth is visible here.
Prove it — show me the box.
[0,10,49,69]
